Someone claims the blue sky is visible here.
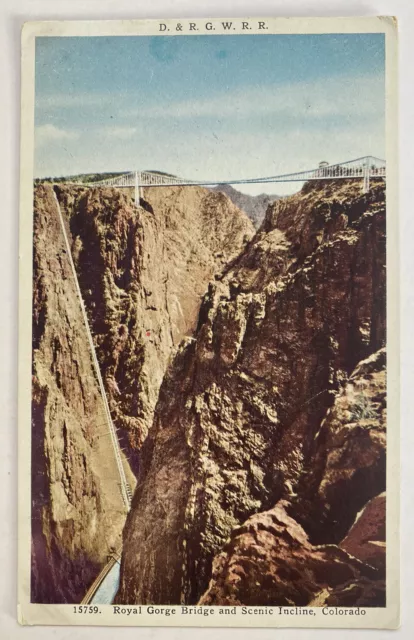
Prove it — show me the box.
[35,33,385,195]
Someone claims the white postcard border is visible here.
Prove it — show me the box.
[18,16,399,628]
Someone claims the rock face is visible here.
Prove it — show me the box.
[32,185,135,604]
[290,348,386,545]
[199,502,384,608]
[199,352,386,607]
[212,184,280,229]
[31,181,253,602]
[116,179,386,606]
[340,493,386,573]
[55,184,254,467]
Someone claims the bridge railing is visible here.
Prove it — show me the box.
[77,156,386,195]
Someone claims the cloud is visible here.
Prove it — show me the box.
[34,72,384,193]
[35,123,139,149]
[101,126,138,139]
[122,73,384,122]
[35,73,384,126]
[36,94,112,110]
[35,124,79,145]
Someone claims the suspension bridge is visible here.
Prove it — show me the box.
[75,155,386,207]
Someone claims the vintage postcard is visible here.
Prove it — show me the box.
[18,17,399,628]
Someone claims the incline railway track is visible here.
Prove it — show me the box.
[54,191,132,604]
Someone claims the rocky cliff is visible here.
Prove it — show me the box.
[31,181,253,602]
[32,184,136,604]
[55,184,254,468]
[116,179,386,607]
[199,350,386,607]
[213,184,280,229]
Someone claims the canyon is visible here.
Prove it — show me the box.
[31,182,253,602]
[31,176,386,607]
[115,179,386,607]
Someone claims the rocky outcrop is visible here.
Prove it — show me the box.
[290,348,386,545]
[198,352,386,607]
[55,184,254,466]
[31,181,253,602]
[340,493,386,573]
[199,502,384,607]
[116,179,386,606]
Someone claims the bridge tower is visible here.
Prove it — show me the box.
[363,156,370,194]
[134,171,140,207]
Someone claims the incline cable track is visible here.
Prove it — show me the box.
[80,549,122,604]
[53,190,131,512]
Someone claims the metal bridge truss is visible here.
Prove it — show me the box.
[77,156,386,207]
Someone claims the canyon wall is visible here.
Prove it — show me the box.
[116,179,386,606]
[56,184,254,467]
[212,184,280,228]
[31,182,253,602]
[32,185,135,604]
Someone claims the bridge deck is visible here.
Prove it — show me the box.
[79,155,385,189]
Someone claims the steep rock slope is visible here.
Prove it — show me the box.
[31,181,253,602]
[116,179,386,605]
[55,184,254,466]
[32,185,135,604]
[199,349,386,607]
[212,184,280,229]
[290,348,386,544]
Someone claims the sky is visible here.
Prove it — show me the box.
[34,33,385,195]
